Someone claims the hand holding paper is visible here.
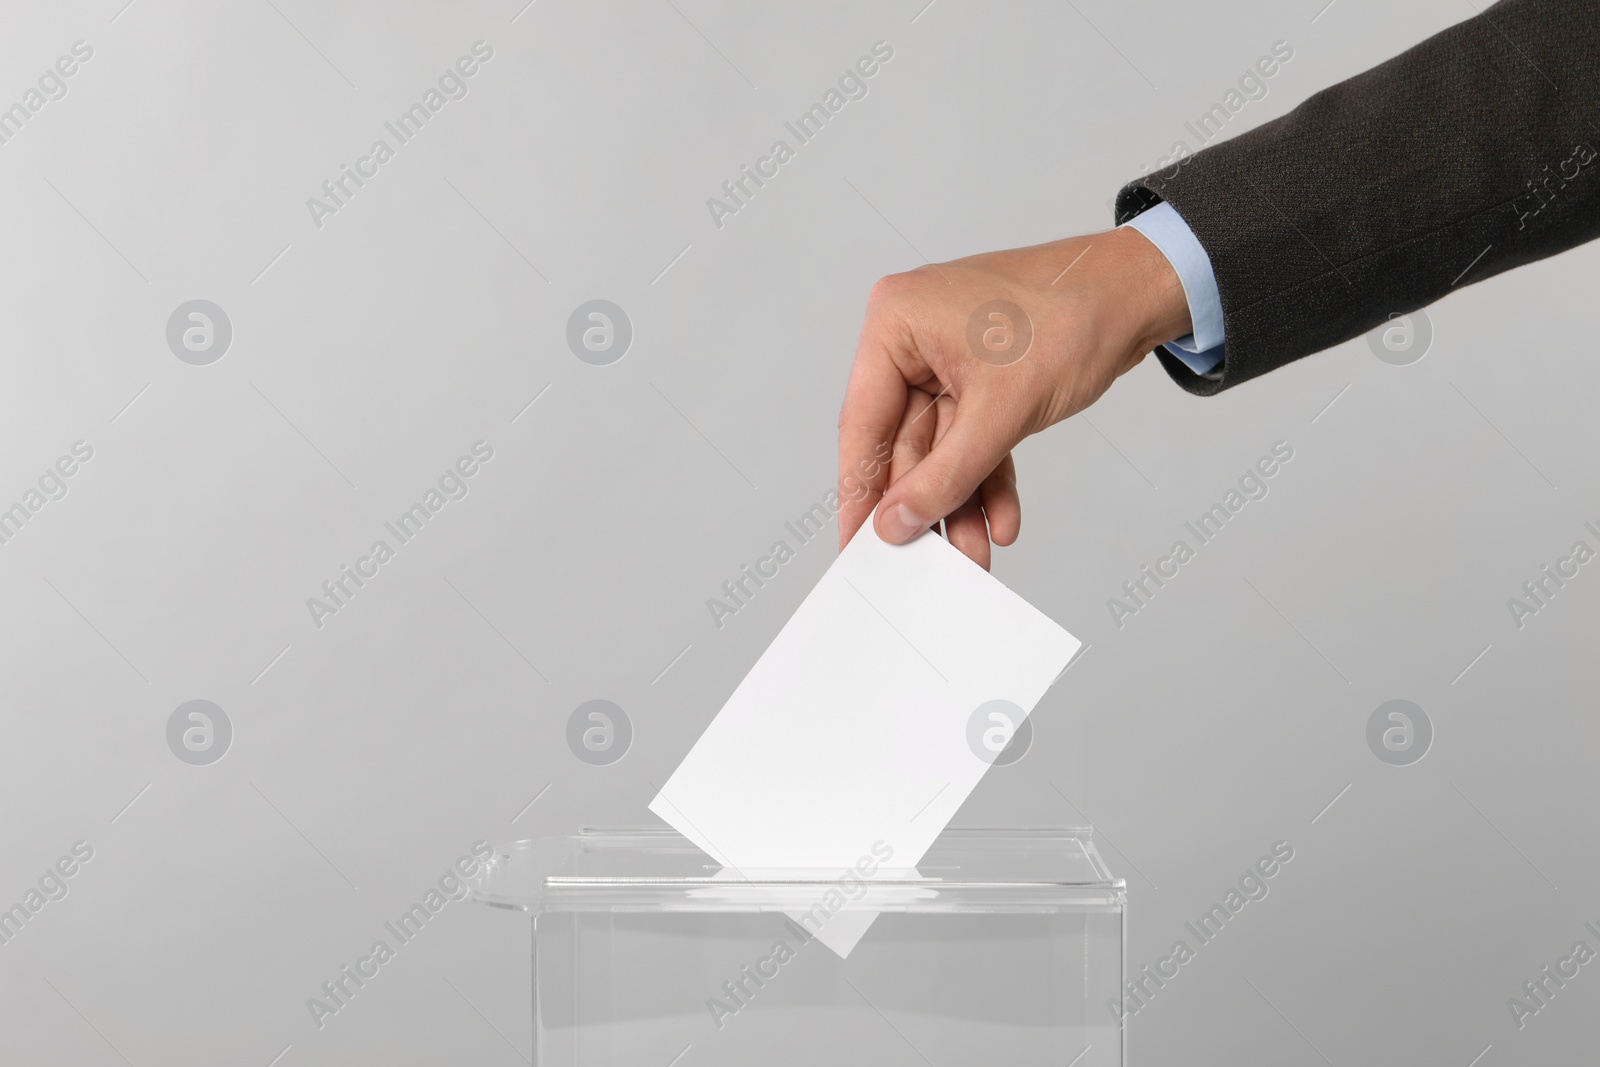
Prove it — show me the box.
[836,227,1194,565]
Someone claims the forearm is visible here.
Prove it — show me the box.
[1118,0,1600,394]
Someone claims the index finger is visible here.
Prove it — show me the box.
[837,331,912,550]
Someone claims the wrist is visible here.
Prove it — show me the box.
[1104,224,1193,354]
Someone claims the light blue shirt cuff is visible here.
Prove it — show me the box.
[1120,201,1225,377]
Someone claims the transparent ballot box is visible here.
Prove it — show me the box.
[472,828,1127,1066]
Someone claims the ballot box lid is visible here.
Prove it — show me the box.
[469,828,1125,913]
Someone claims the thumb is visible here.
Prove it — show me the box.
[875,395,1020,544]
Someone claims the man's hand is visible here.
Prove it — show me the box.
[837,225,1193,568]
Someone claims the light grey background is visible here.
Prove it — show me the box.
[2,0,1596,1064]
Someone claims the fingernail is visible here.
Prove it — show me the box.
[879,503,926,543]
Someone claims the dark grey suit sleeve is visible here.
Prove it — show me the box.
[1115,0,1600,395]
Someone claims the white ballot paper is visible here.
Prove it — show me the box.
[649,506,1080,956]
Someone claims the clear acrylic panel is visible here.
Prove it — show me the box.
[472,828,1127,1066]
